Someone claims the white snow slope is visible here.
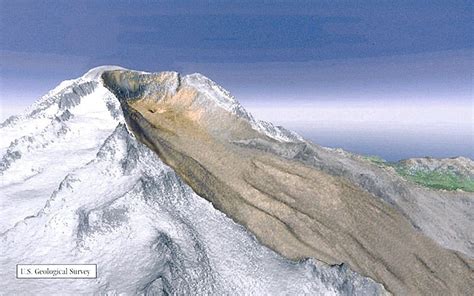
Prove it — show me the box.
[0,67,386,295]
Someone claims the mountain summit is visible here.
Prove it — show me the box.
[0,66,472,295]
[101,69,473,295]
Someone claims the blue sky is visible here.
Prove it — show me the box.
[0,0,472,159]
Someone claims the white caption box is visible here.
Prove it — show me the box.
[17,264,97,279]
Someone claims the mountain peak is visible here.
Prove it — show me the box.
[2,66,472,295]
[81,65,130,81]
[101,67,474,295]
[101,69,301,143]
[101,70,245,116]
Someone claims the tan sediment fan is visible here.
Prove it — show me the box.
[102,70,473,295]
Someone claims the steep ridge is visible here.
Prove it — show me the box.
[0,71,121,232]
[0,67,388,295]
[102,69,474,295]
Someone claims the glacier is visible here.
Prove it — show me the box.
[0,67,387,295]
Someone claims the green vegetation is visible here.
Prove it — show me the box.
[363,155,474,192]
[394,167,474,192]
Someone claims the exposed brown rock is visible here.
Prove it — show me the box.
[103,70,474,295]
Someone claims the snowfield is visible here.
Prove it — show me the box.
[0,67,386,295]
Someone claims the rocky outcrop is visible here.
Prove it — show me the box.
[102,69,474,295]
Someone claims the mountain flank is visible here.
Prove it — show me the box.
[0,66,390,295]
[102,69,474,295]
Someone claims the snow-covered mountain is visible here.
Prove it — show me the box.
[0,67,387,295]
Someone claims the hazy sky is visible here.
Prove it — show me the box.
[0,0,472,159]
